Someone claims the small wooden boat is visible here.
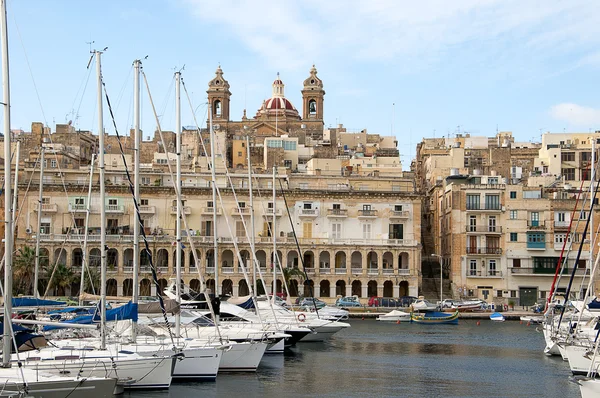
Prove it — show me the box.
[410,311,459,325]
[489,312,505,322]
[377,310,411,322]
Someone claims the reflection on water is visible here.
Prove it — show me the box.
[131,320,578,398]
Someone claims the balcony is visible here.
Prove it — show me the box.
[510,267,590,276]
[382,268,395,275]
[320,268,331,274]
[138,205,156,214]
[527,221,546,229]
[231,207,250,216]
[105,204,125,213]
[358,209,378,218]
[68,203,88,212]
[201,207,222,216]
[398,269,410,275]
[170,206,192,215]
[222,267,234,274]
[466,204,502,211]
[527,242,546,250]
[465,226,503,233]
[554,220,570,229]
[390,210,410,218]
[299,208,319,217]
[326,208,348,217]
[466,247,503,255]
[367,268,379,275]
[335,268,347,274]
[466,270,503,277]
[33,203,58,213]
[351,267,363,274]
[263,208,283,217]
[305,268,315,274]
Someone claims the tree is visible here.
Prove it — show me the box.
[13,246,39,296]
[82,266,101,295]
[46,263,75,297]
[281,266,305,285]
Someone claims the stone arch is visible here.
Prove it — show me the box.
[276,279,283,295]
[158,279,168,296]
[156,249,169,268]
[222,250,234,269]
[319,251,330,270]
[351,251,362,269]
[399,252,409,270]
[289,279,299,297]
[222,279,233,296]
[106,279,117,296]
[303,279,314,297]
[140,249,151,269]
[140,279,151,296]
[190,279,201,292]
[367,280,377,297]
[206,249,215,268]
[54,248,66,265]
[320,280,330,297]
[206,279,215,294]
[383,252,394,270]
[107,249,118,269]
[351,280,362,297]
[40,248,50,269]
[272,250,283,269]
[72,248,83,268]
[256,250,267,269]
[336,280,346,297]
[256,279,266,295]
[189,249,201,268]
[383,280,393,297]
[335,251,346,269]
[399,280,409,297]
[239,250,250,268]
[89,248,100,268]
[303,250,315,269]
[123,248,133,269]
[239,279,249,296]
[287,250,299,268]
[123,278,133,296]
[367,251,378,271]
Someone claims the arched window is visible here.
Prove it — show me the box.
[214,100,222,116]
[308,99,317,115]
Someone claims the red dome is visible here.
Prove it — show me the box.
[273,79,283,85]
[264,97,296,111]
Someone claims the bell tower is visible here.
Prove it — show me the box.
[207,65,231,121]
[301,65,325,120]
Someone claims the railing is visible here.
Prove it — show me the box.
[465,226,503,233]
[138,205,155,213]
[554,221,570,228]
[527,242,546,249]
[68,204,88,212]
[390,210,410,218]
[319,268,331,274]
[367,268,379,275]
[305,268,315,274]
[398,269,410,275]
[466,270,503,277]
[358,209,378,217]
[33,203,58,212]
[510,267,590,275]
[231,207,250,216]
[205,267,215,274]
[264,208,283,216]
[222,267,234,274]
[335,268,347,274]
[105,204,125,213]
[351,267,363,274]
[466,247,503,255]
[170,206,192,215]
[382,269,394,274]
[462,184,506,190]
[327,208,348,216]
[202,207,222,215]
[299,209,319,216]
[527,221,546,229]
[466,204,502,211]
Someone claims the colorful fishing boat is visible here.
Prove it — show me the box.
[410,311,459,325]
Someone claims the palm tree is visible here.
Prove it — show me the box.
[83,266,101,295]
[13,246,38,295]
[47,263,75,297]
[281,266,305,297]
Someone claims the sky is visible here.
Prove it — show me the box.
[6,0,600,168]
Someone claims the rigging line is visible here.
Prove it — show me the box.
[102,72,176,349]
[278,178,319,316]
[73,59,95,125]
[11,12,48,126]
[145,74,222,338]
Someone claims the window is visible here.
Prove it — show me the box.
[466,194,480,210]
[308,99,317,114]
[237,152,242,157]
[363,204,372,211]
[214,100,222,116]
[394,205,403,212]
[582,151,592,161]
[238,202,246,208]
[530,212,539,227]
[497,290,503,298]
[284,159,293,168]
[510,233,518,242]
[333,203,341,210]
[74,218,85,228]
[554,233,574,244]
[202,220,213,236]
[511,290,517,298]
[469,215,477,232]
[236,221,245,237]
[263,222,272,237]
[561,152,575,162]
[510,191,517,199]
[489,260,497,275]
[582,168,592,181]
[75,198,85,205]
[485,195,500,210]
[562,168,575,181]
[207,201,214,208]
[267,202,274,209]
[141,177,150,185]
[331,223,341,239]
[303,222,313,238]
[469,260,477,276]
[527,232,545,242]
[488,216,497,232]
[50,159,57,168]
[40,222,51,234]
[580,211,588,220]
[488,177,498,185]
[389,224,403,239]
[140,199,149,206]
[363,223,372,239]
[510,210,518,220]
[41,197,50,204]
[513,258,521,267]
[304,203,313,210]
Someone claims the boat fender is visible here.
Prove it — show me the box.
[298,313,306,322]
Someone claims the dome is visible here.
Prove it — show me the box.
[264,97,297,111]
[255,73,301,120]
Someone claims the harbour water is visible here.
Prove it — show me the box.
[133,319,578,398]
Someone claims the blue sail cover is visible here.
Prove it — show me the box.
[0,322,32,334]
[42,302,138,331]
[12,298,65,307]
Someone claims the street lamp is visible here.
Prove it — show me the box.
[432,254,442,305]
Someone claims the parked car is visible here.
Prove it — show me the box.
[299,297,327,309]
[368,297,399,307]
[335,296,362,307]
[399,296,418,307]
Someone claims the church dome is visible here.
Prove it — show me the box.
[256,73,301,120]
[264,97,297,111]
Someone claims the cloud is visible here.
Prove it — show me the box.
[550,103,600,127]
[182,0,600,73]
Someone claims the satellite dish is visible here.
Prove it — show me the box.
[214,124,221,130]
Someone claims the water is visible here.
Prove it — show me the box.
[132,320,579,398]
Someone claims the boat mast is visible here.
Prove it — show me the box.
[78,154,95,305]
[175,70,181,336]
[132,59,141,339]
[96,49,107,350]
[272,166,277,299]
[11,140,18,226]
[209,100,218,295]
[1,0,13,368]
[247,136,256,293]
[33,147,45,298]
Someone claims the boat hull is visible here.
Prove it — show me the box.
[219,341,267,372]
[1,377,117,398]
[410,311,459,325]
